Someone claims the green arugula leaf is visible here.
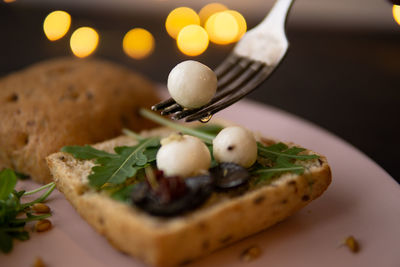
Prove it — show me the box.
[143,147,159,163]
[61,145,116,160]
[257,142,319,161]
[253,143,318,183]
[63,138,160,188]
[253,160,305,182]
[0,169,17,201]
[111,184,135,203]
[95,138,159,187]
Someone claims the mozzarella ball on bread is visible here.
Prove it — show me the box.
[167,60,217,109]
[156,134,211,177]
[213,126,257,168]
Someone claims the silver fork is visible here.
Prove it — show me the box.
[152,0,294,122]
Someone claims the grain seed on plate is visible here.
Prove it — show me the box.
[345,235,360,253]
[32,203,50,213]
[35,219,52,232]
[33,256,46,267]
[240,245,262,262]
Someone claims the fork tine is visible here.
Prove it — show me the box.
[151,98,175,111]
[171,60,265,120]
[211,60,264,103]
[152,55,240,112]
[216,57,252,89]
[160,103,183,115]
[182,65,273,122]
[214,54,241,78]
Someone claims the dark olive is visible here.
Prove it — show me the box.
[185,175,214,189]
[209,163,250,190]
[131,174,214,217]
[131,182,149,203]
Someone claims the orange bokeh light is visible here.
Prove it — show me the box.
[177,24,209,56]
[199,3,228,26]
[226,10,247,42]
[165,7,200,39]
[205,11,239,45]
[393,5,400,26]
[43,10,71,41]
[123,28,155,59]
[70,27,99,58]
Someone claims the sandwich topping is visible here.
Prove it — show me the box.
[61,109,320,217]
[213,126,258,168]
[156,134,211,177]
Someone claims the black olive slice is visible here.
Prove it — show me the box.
[131,182,149,203]
[131,175,214,217]
[209,163,250,190]
[185,175,214,189]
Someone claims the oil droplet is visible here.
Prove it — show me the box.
[200,114,212,123]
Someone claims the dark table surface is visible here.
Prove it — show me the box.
[1,3,399,182]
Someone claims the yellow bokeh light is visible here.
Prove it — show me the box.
[165,7,200,39]
[177,25,209,56]
[226,10,247,42]
[4,0,16,3]
[43,10,71,41]
[205,11,239,45]
[393,5,400,26]
[123,28,155,59]
[199,3,228,26]
[70,27,99,58]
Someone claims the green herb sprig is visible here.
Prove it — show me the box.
[139,109,319,183]
[252,142,318,182]
[61,109,319,192]
[0,169,55,253]
[62,137,160,189]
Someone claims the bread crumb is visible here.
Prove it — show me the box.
[35,219,52,232]
[32,256,45,267]
[240,245,262,262]
[32,203,51,213]
[345,236,360,253]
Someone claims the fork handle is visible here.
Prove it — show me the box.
[234,0,294,65]
[257,0,294,32]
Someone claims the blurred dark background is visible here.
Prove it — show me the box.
[0,1,399,182]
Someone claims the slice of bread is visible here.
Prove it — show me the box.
[46,127,331,267]
[0,58,159,183]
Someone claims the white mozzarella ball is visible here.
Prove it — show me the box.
[156,134,211,177]
[167,60,217,109]
[213,126,257,168]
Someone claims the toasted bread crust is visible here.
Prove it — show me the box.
[0,58,159,183]
[47,128,331,267]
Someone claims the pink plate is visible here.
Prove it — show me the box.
[2,99,400,267]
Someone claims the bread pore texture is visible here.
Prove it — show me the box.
[0,58,159,183]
